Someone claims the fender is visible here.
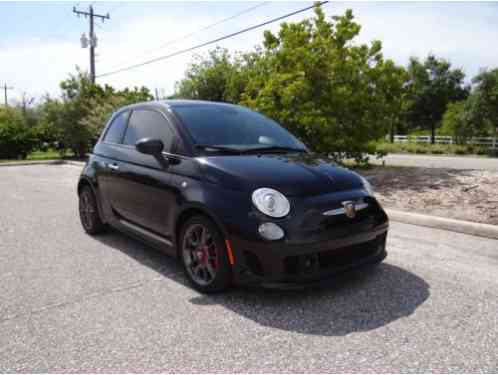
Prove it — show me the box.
[173,202,229,253]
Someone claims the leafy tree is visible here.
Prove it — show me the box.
[404,54,469,143]
[240,5,407,163]
[439,101,472,143]
[41,69,152,157]
[470,68,498,136]
[174,47,249,103]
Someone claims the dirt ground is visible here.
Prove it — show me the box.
[360,166,498,225]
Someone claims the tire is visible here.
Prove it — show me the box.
[179,215,232,293]
[79,185,107,235]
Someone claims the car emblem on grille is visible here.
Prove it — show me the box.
[342,201,356,219]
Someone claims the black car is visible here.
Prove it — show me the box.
[78,100,388,293]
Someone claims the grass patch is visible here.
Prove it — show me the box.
[0,149,76,163]
[375,142,494,157]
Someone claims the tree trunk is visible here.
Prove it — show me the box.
[431,120,436,145]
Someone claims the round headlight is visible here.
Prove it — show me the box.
[360,176,374,196]
[252,188,290,218]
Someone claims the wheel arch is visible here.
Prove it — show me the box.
[77,177,106,224]
[174,204,228,257]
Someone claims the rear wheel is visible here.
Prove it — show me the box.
[180,215,232,293]
[79,186,106,235]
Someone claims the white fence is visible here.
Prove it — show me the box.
[390,135,498,149]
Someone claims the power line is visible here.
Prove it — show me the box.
[97,1,328,79]
[143,2,268,55]
[99,1,268,67]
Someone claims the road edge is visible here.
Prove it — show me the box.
[386,208,498,240]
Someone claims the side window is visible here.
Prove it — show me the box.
[103,111,129,144]
[123,109,175,152]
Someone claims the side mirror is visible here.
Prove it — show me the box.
[135,138,169,169]
[136,138,164,155]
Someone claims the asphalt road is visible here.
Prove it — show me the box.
[1,164,498,372]
[373,153,498,171]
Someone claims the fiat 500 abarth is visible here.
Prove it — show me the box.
[78,100,388,293]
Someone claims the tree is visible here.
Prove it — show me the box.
[404,54,469,143]
[174,47,247,103]
[240,5,407,163]
[470,68,498,136]
[439,101,472,143]
[41,69,152,157]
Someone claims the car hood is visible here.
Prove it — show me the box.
[198,153,364,196]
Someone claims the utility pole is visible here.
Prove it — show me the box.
[73,5,110,83]
[2,83,14,106]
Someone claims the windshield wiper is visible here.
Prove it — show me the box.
[195,144,242,154]
[241,146,307,154]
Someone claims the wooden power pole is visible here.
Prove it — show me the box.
[73,5,110,83]
[2,83,14,106]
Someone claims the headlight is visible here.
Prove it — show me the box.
[252,188,290,218]
[360,176,374,196]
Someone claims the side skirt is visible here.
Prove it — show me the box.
[115,218,177,257]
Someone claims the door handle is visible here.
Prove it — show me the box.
[107,163,119,171]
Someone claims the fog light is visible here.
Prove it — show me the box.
[258,222,284,240]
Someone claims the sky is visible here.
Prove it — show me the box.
[1,1,498,105]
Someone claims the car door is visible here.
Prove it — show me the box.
[104,107,179,243]
[93,109,132,223]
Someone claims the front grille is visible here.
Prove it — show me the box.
[283,234,385,276]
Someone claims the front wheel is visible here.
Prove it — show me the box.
[179,215,232,293]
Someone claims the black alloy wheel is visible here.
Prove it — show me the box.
[180,215,231,293]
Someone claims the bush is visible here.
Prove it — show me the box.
[454,145,467,155]
[0,107,39,159]
[0,121,38,159]
[375,141,495,156]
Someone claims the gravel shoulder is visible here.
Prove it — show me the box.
[362,166,498,225]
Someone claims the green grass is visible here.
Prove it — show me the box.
[0,149,75,164]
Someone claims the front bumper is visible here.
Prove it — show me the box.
[229,226,387,286]
[226,191,389,286]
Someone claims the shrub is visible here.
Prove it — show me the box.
[0,107,39,159]
[0,121,38,159]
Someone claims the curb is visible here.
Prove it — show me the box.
[386,208,498,241]
[0,160,85,167]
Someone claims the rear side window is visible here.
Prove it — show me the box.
[123,109,174,151]
[103,111,129,144]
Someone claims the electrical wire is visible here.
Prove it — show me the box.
[97,1,328,78]
[98,1,268,67]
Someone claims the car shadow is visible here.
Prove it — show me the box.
[94,230,430,337]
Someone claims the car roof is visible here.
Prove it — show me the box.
[119,99,240,112]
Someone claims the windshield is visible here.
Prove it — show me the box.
[173,104,306,153]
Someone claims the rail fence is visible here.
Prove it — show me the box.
[389,135,498,149]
